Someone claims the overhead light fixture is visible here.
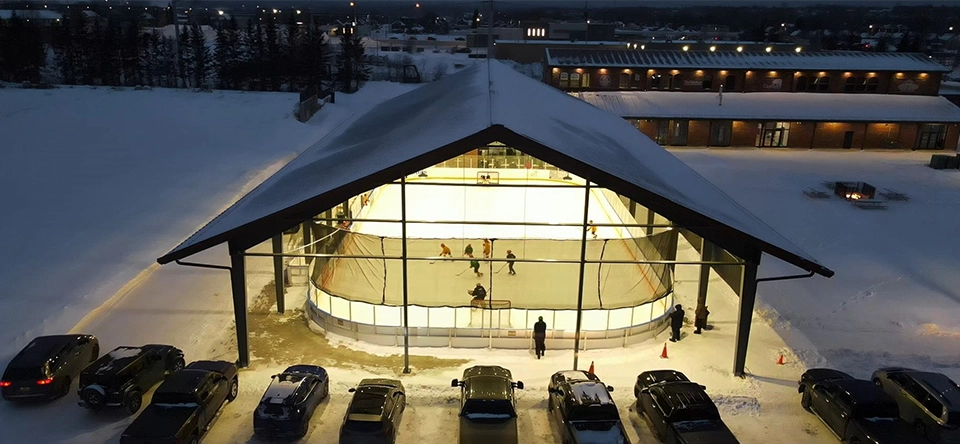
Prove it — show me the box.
[562,173,572,180]
[418,171,428,178]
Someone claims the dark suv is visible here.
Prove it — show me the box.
[255,365,330,438]
[873,367,960,443]
[548,370,629,444]
[78,345,185,414]
[452,365,524,444]
[1,334,99,402]
[339,378,406,444]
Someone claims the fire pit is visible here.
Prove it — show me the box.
[833,181,876,200]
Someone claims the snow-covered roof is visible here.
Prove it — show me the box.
[546,49,949,73]
[574,91,960,123]
[940,81,960,95]
[159,61,831,277]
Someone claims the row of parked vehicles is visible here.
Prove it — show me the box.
[3,335,958,443]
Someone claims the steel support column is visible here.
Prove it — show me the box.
[733,260,759,377]
[229,241,250,368]
[272,234,285,314]
[697,239,712,310]
[400,176,411,374]
[572,181,592,371]
[302,221,313,254]
[645,208,655,236]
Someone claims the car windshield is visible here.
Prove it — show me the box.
[3,367,44,380]
[857,401,899,419]
[670,405,720,422]
[462,399,516,420]
[343,420,384,433]
[571,419,618,431]
[567,405,620,422]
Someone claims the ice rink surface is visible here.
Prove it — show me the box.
[328,175,665,310]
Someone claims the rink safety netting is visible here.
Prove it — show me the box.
[309,229,675,310]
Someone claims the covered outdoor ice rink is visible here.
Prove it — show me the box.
[308,167,675,344]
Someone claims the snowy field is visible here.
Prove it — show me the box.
[2,79,960,444]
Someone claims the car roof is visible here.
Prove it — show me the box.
[566,381,615,406]
[263,373,314,405]
[465,375,513,400]
[9,335,85,367]
[638,370,690,384]
[349,385,391,416]
[909,372,960,408]
[832,379,893,404]
[83,345,172,376]
[653,382,716,410]
[155,369,209,395]
[463,365,512,380]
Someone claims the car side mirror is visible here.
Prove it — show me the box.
[394,391,404,397]
[348,387,356,393]
[514,381,524,390]
[607,386,615,392]
[451,379,460,387]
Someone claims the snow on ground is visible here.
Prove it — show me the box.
[3,77,960,444]
[672,149,960,381]
[0,81,415,364]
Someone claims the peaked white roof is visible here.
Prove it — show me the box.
[159,61,830,276]
[574,91,960,123]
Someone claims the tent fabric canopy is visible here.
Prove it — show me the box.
[158,60,832,277]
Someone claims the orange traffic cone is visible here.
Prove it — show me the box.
[588,361,595,375]
[660,343,669,359]
[776,354,785,365]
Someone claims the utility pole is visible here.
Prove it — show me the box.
[486,0,493,59]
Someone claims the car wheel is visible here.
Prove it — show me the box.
[56,376,72,399]
[188,435,199,444]
[800,387,811,411]
[915,420,926,437]
[81,385,106,411]
[227,376,239,401]
[168,358,185,376]
[125,390,143,415]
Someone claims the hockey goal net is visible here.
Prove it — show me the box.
[477,171,500,184]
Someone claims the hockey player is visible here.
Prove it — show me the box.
[505,250,516,275]
[463,244,474,257]
[587,220,598,239]
[470,258,483,277]
[468,283,487,302]
[482,239,491,258]
[439,243,452,259]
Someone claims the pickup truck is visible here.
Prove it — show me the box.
[452,365,524,444]
[638,380,740,444]
[799,368,926,444]
[548,370,630,444]
[120,360,238,444]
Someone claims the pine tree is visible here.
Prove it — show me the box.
[177,25,190,87]
[120,20,142,86]
[0,12,46,82]
[189,23,211,88]
[335,29,369,92]
[263,14,281,91]
[101,18,123,86]
[52,16,75,84]
[303,23,331,89]
[214,17,241,89]
[285,14,303,90]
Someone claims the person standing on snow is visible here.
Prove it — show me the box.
[695,305,710,334]
[505,250,517,275]
[533,316,547,359]
[669,304,685,342]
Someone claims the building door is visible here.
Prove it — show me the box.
[669,120,689,146]
[917,124,946,149]
[758,122,791,147]
[842,131,854,149]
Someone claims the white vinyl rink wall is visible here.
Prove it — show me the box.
[308,285,673,332]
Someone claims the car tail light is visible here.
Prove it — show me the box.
[0,381,11,387]
[36,378,54,385]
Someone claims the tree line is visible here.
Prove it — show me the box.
[0,10,371,93]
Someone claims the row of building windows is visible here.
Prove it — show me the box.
[557,71,890,93]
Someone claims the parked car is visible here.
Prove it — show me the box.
[638,378,740,444]
[255,365,330,438]
[77,344,185,414]
[547,370,629,444]
[452,365,524,444]
[873,367,960,443]
[634,369,690,399]
[1,334,99,402]
[339,378,406,444]
[799,368,926,443]
[120,360,238,444]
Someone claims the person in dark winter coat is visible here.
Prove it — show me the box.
[695,305,710,334]
[505,250,516,275]
[669,304,684,342]
[533,316,547,359]
[468,283,487,302]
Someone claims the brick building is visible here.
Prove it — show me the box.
[544,49,960,150]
